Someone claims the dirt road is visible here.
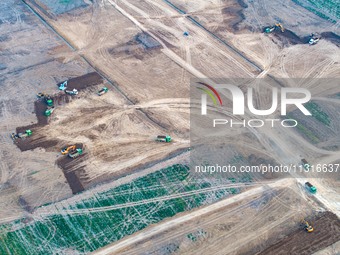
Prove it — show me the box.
[92,178,292,255]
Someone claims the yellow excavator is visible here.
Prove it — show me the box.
[264,23,284,33]
[275,23,284,32]
[61,145,76,155]
[302,219,314,232]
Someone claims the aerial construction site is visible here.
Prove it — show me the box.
[0,0,339,254]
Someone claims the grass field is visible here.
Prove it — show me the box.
[0,165,250,254]
[292,0,338,22]
[305,102,331,126]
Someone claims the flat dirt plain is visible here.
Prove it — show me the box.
[0,0,339,254]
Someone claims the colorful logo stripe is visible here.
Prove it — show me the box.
[197,82,223,106]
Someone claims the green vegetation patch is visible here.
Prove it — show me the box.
[305,102,331,126]
[307,0,340,19]
[0,164,245,254]
[292,0,337,22]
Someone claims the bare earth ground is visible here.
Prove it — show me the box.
[0,0,339,254]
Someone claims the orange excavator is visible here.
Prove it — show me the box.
[61,145,76,155]
[264,23,284,33]
[301,219,314,232]
[275,23,284,32]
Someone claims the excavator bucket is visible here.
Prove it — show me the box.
[301,219,314,232]
[275,23,284,32]
[61,145,76,155]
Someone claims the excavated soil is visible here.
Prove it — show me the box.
[258,211,340,255]
[321,32,340,46]
[264,29,340,47]
[56,72,103,90]
[56,143,85,194]
[13,72,104,193]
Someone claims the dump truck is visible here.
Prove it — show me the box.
[61,145,76,155]
[68,148,83,158]
[302,220,314,232]
[301,158,310,170]
[44,106,55,116]
[309,33,320,45]
[264,23,284,33]
[156,135,171,143]
[59,81,68,91]
[305,182,317,194]
[65,89,78,95]
[97,87,108,96]
[11,130,32,140]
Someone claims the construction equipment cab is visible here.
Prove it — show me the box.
[302,220,314,232]
[45,106,55,117]
[45,95,53,106]
[65,89,78,95]
[61,145,76,155]
[68,148,83,159]
[97,87,108,96]
[11,130,32,140]
[309,33,320,45]
[305,182,317,194]
[264,23,284,33]
[59,81,68,91]
[156,135,171,143]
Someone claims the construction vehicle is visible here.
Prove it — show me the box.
[44,106,55,117]
[264,23,284,33]
[301,219,314,232]
[275,23,284,32]
[45,95,53,106]
[65,89,78,95]
[97,87,108,96]
[61,145,76,155]
[156,135,172,143]
[37,93,53,106]
[37,92,46,98]
[305,182,317,194]
[59,81,68,91]
[11,130,32,140]
[68,148,83,158]
[301,158,310,170]
[309,33,320,45]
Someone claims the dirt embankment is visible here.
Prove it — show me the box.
[56,72,103,90]
[215,0,340,47]
[258,211,340,255]
[267,29,340,47]
[15,72,103,150]
[57,143,85,194]
[13,72,103,194]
